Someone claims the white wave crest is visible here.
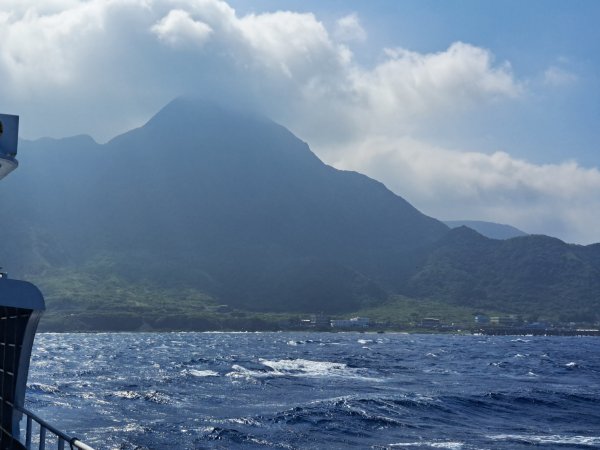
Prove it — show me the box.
[226,358,380,381]
[182,369,219,377]
[112,390,141,400]
[260,358,349,376]
[488,434,600,446]
[28,383,61,394]
[389,441,464,449]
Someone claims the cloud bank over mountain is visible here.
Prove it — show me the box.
[334,137,600,244]
[1,0,599,243]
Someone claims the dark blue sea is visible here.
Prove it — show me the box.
[25,332,600,449]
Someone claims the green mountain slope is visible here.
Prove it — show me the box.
[1,98,599,329]
[1,98,448,321]
[408,227,600,322]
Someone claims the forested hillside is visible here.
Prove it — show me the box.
[1,99,598,330]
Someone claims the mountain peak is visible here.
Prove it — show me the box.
[149,97,231,123]
[5,97,600,326]
[444,220,527,240]
[143,96,270,135]
[441,225,489,245]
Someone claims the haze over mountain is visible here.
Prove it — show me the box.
[2,99,448,314]
[1,98,598,329]
[444,220,528,240]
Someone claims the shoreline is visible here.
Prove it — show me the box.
[35,327,600,336]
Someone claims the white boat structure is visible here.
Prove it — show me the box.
[0,113,94,450]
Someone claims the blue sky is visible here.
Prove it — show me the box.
[1,0,599,243]
[229,0,600,167]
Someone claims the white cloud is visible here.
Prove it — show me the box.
[338,42,521,139]
[0,0,595,243]
[0,2,519,126]
[236,10,342,79]
[0,0,157,97]
[335,13,367,43]
[152,9,213,48]
[328,136,600,244]
[543,66,578,87]
[0,1,104,88]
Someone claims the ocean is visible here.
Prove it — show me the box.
[25,332,600,449]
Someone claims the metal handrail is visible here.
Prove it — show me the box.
[15,405,95,450]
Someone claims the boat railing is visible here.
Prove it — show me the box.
[15,404,95,450]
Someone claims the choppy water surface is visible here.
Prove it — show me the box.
[26,333,600,449]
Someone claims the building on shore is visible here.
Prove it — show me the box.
[331,317,371,329]
[490,316,521,327]
[419,317,441,328]
[310,314,331,329]
[474,314,490,325]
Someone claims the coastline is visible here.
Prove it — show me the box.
[36,323,600,336]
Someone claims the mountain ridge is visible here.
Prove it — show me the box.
[2,97,599,329]
[444,220,528,240]
[3,98,448,316]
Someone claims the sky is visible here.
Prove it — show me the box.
[1,0,600,244]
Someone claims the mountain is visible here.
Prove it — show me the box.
[407,227,600,322]
[1,98,599,330]
[1,98,448,319]
[444,220,528,239]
